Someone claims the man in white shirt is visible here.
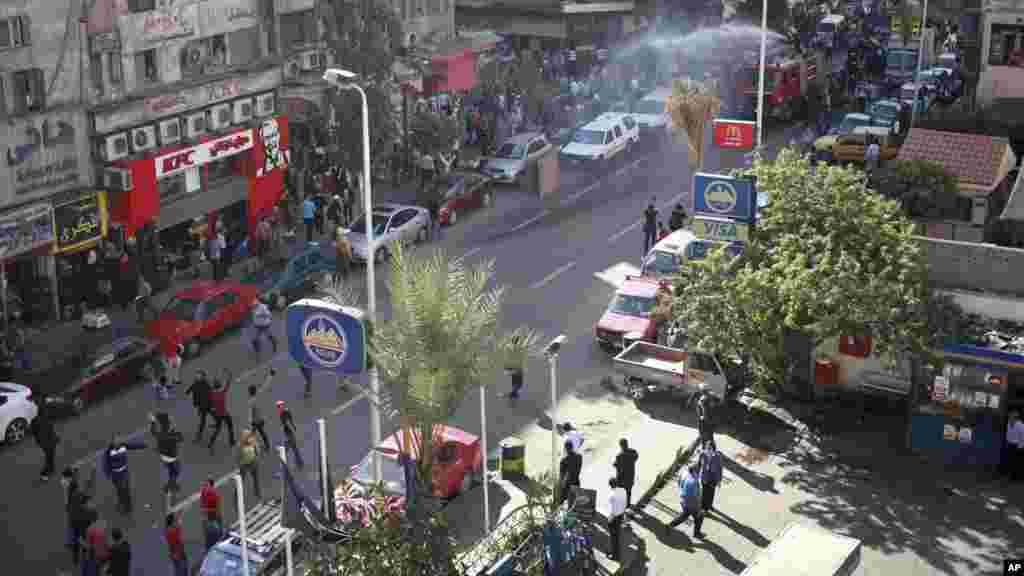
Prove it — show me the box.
[607,477,628,560]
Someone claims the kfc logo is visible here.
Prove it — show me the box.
[162,150,195,173]
[155,128,254,179]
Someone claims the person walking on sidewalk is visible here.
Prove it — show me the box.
[107,527,131,576]
[165,513,188,576]
[150,413,183,494]
[102,435,147,515]
[248,385,271,452]
[666,463,704,538]
[208,370,236,452]
[614,438,639,509]
[334,231,352,283]
[303,195,317,243]
[558,439,582,507]
[276,400,305,469]
[694,383,714,443]
[31,397,59,482]
[607,477,628,561]
[699,439,723,513]
[134,276,157,324]
[238,429,263,500]
[251,297,277,355]
[187,369,213,443]
[642,200,658,255]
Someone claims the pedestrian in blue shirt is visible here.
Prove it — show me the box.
[302,195,316,243]
[666,463,704,538]
[102,435,147,515]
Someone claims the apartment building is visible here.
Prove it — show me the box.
[979,0,1024,105]
[0,2,96,325]
[86,0,289,279]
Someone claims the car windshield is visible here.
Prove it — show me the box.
[349,214,390,237]
[871,104,898,120]
[354,452,407,494]
[887,52,916,70]
[634,99,665,115]
[838,116,870,133]
[573,130,606,145]
[163,297,201,321]
[609,294,655,317]
[199,548,264,576]
[643,251,682,277]
[494,143,526,159]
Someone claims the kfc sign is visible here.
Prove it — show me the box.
[712,119,756,150]
[155,129,254,179]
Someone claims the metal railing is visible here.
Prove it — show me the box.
[456,502,548,576]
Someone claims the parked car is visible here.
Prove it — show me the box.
[438,171,494,227]
[560,112,639,169]
[199,499,303,576]
[867,99,908,135]
[641,229,700,279]
[479,132,552,186]
[248,242,336,310]
[813,113,873,158]
[594,276,671,352]
[0,383,37,444]
[56,336,162,414]
[899,82,933,115]
[344,203,430,264]
[831,128,902,164]
[146,281,260,358]
[918,67,961,102]
[350,425,483,500]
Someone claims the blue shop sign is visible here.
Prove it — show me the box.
[686,240,746,261]
[287,298,367,374]
[693,173,757,223]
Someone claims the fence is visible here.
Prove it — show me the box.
[918,235,1024,297]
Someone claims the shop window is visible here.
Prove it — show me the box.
[919,362,1005,417]
[135,49,158,85]
[12,68,44,114]
[90,54,103,93]
[228,27,261,67]
[127,0,155,13]
[208,157,237,184]
[989,24,1024,67]
[108,53,122,83]
[181,35,227,78]
[159,174,188,206]
[280,10,316,49]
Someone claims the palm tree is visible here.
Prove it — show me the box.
[666,77,722,172]
[316,241,540,505]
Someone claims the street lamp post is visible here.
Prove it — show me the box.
[324,68,382,483]
[233,474,250,576]
[910,0,930,130]
[755,0,769,152]
[545,335,566,503]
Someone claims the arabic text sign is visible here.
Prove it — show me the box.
[692,216,750,243]
[712,119,756,150]
[0,203,55,258]
[154,129,254,179]
[198,0,260,36]
[119,3,198,52]
[144,78,243,116]
[5,114,82,198]
[286,299,367,374]
[54,193,105,253]
[693,172,758,223]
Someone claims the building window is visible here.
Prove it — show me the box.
[127,0,155,14]
[158,174,187,206]
[280,10,316,49]
[108,53,122,83]
[90,54,103,93]
[207,157,237,183]
[228,27,261,67]
[989,24,1024,66]
[181,35,228,77]
[136,49,158,85]
[0,16,30,49]
[12,68,44,114]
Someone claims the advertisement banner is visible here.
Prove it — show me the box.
[692,215,750,243]
[53,192,107,254]
[0,203,55,258]
[287,299,367,374]
[712,119,756,150]
[154,129,254,179]
[693,172,758,223]
[686,240,746,261]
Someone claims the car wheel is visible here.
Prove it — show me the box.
[4,417,28,444]
[416,225,427,244]
[185,338,203,359]
[448,209,457,226]
[71,394,86,414]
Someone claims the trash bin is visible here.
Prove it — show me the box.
[500,436,525,477]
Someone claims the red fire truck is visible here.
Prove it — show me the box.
[737,54,818,121]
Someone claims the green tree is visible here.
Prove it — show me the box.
[669,148,930,393]
[327,0,404,178]
[508,51,558,126]
[882,159,959,220]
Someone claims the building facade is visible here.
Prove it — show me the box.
[455,0,638,52]
[978,0,1024,104]
[0,2,96,325]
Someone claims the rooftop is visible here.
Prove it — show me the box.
[896,129,1014,191]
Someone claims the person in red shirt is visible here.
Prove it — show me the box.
[165,513,188,576]
[199,477,222,521]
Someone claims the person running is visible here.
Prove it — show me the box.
[276,400,304,469]
[150,413,183,494]
[208,370,236,452]
[666,463,704,538]
[187,369,213,443]
[102,435,147,515]
[251,297,277,354]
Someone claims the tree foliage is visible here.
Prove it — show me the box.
[409,110,460,159]
[669,149,929,390]
[666,78,722,170]
[327,0,404,177]
[880,159,960,220]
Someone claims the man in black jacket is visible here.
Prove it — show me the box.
[643,200,658,255]
[150,413,184,493]
[668,204,687,231]
[613,438,639,509]
[108,527,131,576]
[31,397,59,481]
[558,439,582,508]
[186,370,213,443]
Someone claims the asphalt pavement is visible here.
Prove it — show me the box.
[3,124,804,575]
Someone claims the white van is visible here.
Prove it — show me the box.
[632,87,673,135]
[641,229,699,278]
[560,113,639,167]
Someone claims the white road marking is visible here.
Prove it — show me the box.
[594,262,643,288]
[509,210,550,233]
[568,181,600,201]
[460,247,482,259]
[530,261,577,289]
[606,191,690,245]
[568,157,646,202]
[614,157,646,178]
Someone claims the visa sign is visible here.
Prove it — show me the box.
[693,216,749,243]
[155,129,254,179]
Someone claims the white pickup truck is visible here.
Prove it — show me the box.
[612,340,739,401]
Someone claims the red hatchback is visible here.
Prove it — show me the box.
[146,281,259,358]
[438,171,494,227]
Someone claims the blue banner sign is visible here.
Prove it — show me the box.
[693,173,757,223]
[686,240,746,261]
[287,298,367,374]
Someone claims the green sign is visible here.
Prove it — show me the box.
[693,217,750,243]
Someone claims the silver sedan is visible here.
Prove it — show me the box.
[344,203,431,263]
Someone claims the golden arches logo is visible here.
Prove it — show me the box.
[725,125,742,141]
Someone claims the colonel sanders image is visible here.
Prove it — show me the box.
[260,118,286,175]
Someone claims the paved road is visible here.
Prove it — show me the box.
[3,125,802,575]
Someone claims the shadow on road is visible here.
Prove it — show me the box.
[705,507,771,548]
[629,508,693,552]
[445,479,514,547]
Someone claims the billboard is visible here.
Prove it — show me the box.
[287,299,367,374]
[712,119,756,150]
[692,172,758,223]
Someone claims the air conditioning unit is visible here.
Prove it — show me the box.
[233,98,254,124]
[255,93,275,117]
[283,57,301,80]
[300,50,321,71]
[159,119,181,145]
[972,197,988,226]
[103,167,133,192]
[101,133,130,161]
[208,104,232,131]
[131,126,156,152]
[185,113,206,139]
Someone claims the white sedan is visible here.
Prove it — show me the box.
[345,203,431,264]
[0,383,38,445]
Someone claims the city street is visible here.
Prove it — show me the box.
[1,126,798,575]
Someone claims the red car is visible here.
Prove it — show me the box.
[58,336,162,414]
[350,425,483,499]
[594,276,670,351]
[438,171,494,226]
[146,281,259,358]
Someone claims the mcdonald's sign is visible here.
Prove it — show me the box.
[712,119,756,150]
